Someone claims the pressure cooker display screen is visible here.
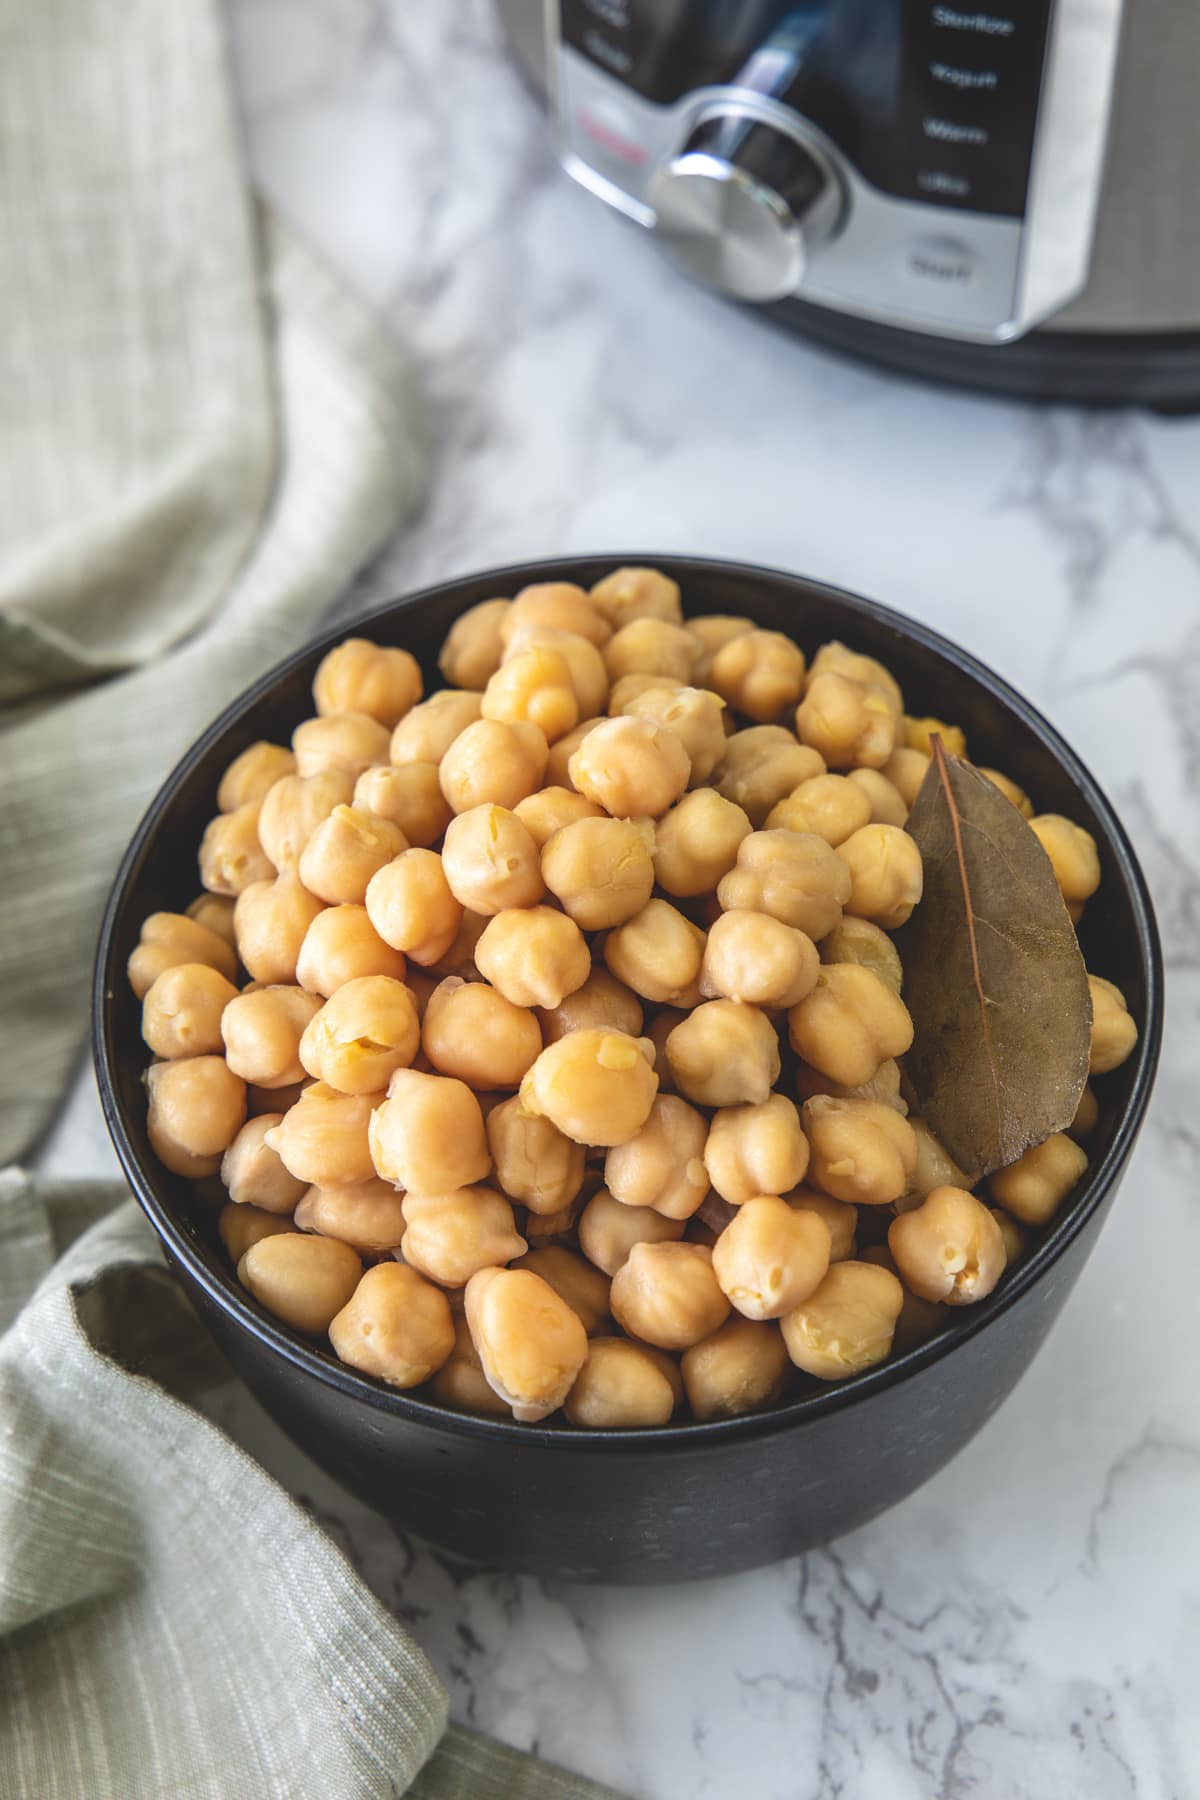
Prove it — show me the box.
[559,0,1052,217]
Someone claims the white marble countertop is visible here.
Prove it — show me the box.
[41,3,1200,1795]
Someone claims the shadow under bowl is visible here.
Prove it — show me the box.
[94,556,1163,1584]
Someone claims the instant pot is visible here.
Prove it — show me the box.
[498,0,1200,407]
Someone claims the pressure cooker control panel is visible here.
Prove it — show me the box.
[548,0,1125,341]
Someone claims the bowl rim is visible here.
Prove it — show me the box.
[93,553,1164,1452]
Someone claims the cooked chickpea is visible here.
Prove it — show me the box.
[506,581,611,647]
[246,1078,309,1118]
[711,1194,830,1320]
[837,824,923,929]
[486,1096,586,1215]
[714,727,825,826]
[313,639,422,729]
[364,848,463,966]
[436,806,541,918]
[718,830,849,942]
[802,1094,917,1206]
[427,908,486,980]
[604,900,706,1007]
[198,801,273,896]
[1070,1083,1099,1140]
[688,614,754,683]
[641,1008,684,1094]
[146,1056,246,1177]
[534,967,644,1047]
[603,618,698,687]
[293,1178,408,1252]
[894,1118,970,1212]
[353,762,451,848]
[978,767,1033,817]
[1029,814,1102,913]
[295,902,406,996]
[610,1240,729,1351]
[785,1187,857,1261]
[258,770,355,874]
[766,773,872,845]
[400,1186,526,1287]
[186,892,238,948]
[882,747,931,809]
[565,1337,677,1428]
[605,1094,710,1220]
[546,715,605,786]
[513,786,603,848]
[510,1246,610,1335]
[806,641,904,715]
[699,908,819,1010]
[264,1082,379,1186]
[607,673,666,714]
[888,1185,1005,1306]
[788,964,912,1087]
[818,916,903,993]
[142,962,238,1060]
[704,1094,810,1207]
[390,688,482,766]
[708,630,806,723]
[431,1314,514,1417]
[238,1232,362,1335]
[218,1201,294,1263]
[504,626,609,719]
[217,741,296,812]
[1088,974,1138,1073]
[666,1000,780,1109]
[438,598,511,688]
[796,1055,906,1114]
[568,714,690,818]
[419,975,542,1090]
[473,907,591,1013]
[781,1259,903,1380]
[368,1067,491,1193]
[622,685,727,786]
[232,872,324,986]
[465,1264,589,1420]
[589,566,682,629]
[293,711,391,782]
[902,715,966,757]
[846,768,908,829]
[523,1193,587,1247]
[329,1262,454,1386]
[220,1113,308,1213]
[298,974,420,1094]
[988,1132,1088,1225]
[480,644,579,743]
[221,984,322,1088]
[795,671,898,770]
[989,1207,1028,1265]
[684,1317,790,1420]
[541,815,655,929]
[520,1028,658,1147]
[296,805,407,907]
[577,1185,686,1274]
[564,1346,676,1425]
[439,716,548,813]
[653,788,752,898]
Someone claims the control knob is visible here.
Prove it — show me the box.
[650,111,842,302]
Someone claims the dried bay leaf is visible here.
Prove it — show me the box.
[895,740,1091,1181]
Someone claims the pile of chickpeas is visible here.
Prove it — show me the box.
[129,567,1140,1428]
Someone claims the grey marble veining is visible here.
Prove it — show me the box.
[38,2,1200,1795]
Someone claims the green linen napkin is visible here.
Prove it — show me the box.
[0,2,623,1794]
[0,1174,620,1800]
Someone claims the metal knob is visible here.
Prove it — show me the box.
[650,116,841,303]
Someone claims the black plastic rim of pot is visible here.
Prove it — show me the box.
[93,554,1164,1453]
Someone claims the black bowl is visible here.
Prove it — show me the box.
[94,556,1162,1583]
